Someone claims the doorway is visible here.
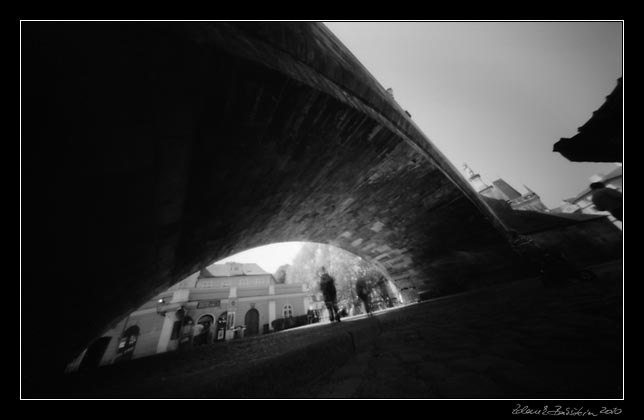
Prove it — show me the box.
[195,315,214,346]
[245,308,260,336]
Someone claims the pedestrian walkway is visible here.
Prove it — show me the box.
[47,261,622,399]
[51,311,381,398]
[296,263,622,399]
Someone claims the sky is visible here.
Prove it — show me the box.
[216,22,622,273]
[215,241,305,273]
[323,21,623,208]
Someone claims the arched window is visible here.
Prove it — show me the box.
[283,304,293,318]
[244,309,259,336]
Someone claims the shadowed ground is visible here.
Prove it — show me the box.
[46,260,621,399]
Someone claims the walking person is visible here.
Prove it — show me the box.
[589,182,622,222]
[355,277,372,316]
[318,267,341,323]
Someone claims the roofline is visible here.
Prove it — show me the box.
[515,213,610,235]
[199,273,275,279]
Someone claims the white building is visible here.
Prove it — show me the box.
[67,262,311,371]
[462,164,548,212]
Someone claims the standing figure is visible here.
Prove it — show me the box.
[319,267,341,323]
[589,182,623,222]
[355,277,371,316]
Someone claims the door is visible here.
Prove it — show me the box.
[196,315,214,346]
[244,308,260,336]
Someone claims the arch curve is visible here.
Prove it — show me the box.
[23,21,526,386]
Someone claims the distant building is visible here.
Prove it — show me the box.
[459,168,621,279]
[552,166,622,229]
[462,164,548,212]
[66,263,311,372]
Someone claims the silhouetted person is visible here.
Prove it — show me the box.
[193,323,206,346]
[179,317,194,350]
[355,277,371,316]
[319,267,341,322]
[590,182,622,222]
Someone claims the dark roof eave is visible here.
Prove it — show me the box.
[553,78,623,164]
[553,135,622,163]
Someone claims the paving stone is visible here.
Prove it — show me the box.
[318,378,363,398]
[448,357,490,373]
[51,271,622,399]
[416,361,451,380]
[426,349,474,360]
[398,351,424,364]
[448,355,525,375]
[437,372,504,398]
[359,379,436,399]
[330,363,368,380]
[483,339,527,357]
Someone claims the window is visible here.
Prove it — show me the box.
[197,279,217,288]
[283,304,293,318]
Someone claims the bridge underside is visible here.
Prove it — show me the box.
[22,22,528,384]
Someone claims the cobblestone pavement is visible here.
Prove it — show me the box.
[294,263,623,399]
[50,308,380,398]
[48,261,622,399]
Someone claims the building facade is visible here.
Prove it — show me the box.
[552,166,622,229]
[67,263,311,371]
[462,164,548,212]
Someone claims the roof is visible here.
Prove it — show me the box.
[168,271,200,290]
[553,77,622,163]
[491,179,522,200]
[483,196,605,234]
[199,262,271,278]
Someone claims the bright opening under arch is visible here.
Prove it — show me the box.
[66,241,403,372]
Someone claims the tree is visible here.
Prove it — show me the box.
[274,264,290,284]
[286,242,399,313]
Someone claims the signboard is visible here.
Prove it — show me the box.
[197,300,221,309]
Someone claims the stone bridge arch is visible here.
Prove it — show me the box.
[21,21,526,390]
